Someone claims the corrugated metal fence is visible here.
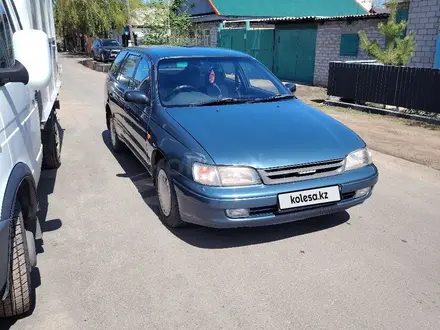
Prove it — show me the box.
[328,62,440,113]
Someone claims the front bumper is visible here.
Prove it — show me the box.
[173,164,378,228]
[102,51,120,61]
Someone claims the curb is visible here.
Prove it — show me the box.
[324,100,440,126]
[79,59,111,73]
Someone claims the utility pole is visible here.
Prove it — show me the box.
[126,0,133,47]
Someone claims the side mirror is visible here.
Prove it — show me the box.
[124,90,150,104]
[2,30,52,89]
[285,82,297,93]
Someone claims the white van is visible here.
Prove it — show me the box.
[0,0,61,317]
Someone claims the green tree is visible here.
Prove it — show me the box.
[140,0,192,46]
[358,0,416,66]
[55,0,143,39]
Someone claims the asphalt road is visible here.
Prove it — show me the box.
[3,55,440,330]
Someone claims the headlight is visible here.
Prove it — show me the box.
[345,147,372,171]
[192,163,261,186]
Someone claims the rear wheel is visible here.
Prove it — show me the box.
[42,112,62,169]
[155,159,185,228]
[0,202,33,317]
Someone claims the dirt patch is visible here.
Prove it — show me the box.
[296,84,440,171]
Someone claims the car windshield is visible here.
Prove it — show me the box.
[102,40,119,47]
[157,57,290,107]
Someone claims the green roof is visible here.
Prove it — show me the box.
[210,0,367,17]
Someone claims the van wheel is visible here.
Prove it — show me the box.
[0,202,33,317]
[42,112,62,169]
[155,159,185,228]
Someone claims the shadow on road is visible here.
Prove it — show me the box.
[169,212,350,249]
[102,130,351,248]
[102,130,161,217]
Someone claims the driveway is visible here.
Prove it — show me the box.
[2,55,440,329]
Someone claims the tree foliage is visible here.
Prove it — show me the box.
[140,0,192,46]
[358,0,416,66]
[55,0,143,38]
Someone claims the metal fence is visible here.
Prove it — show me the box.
[327,62,440,113]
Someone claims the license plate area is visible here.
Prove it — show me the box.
[278,186,341,211]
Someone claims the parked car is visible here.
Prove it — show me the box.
[1,0,62,317]
[92,39,123,62]
[105,47,378,228]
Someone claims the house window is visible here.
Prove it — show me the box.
[340,34,359,57]
[203,29,211,47]
[196,30,203,46]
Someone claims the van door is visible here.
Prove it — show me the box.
[0,2,42,182]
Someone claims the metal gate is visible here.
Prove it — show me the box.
[218,29,246,53]
[218,28,274,72]
[274,24,317,84]
[245,29,274,71]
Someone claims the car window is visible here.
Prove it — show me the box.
[158,57,288,107]
[133,58,151,97]
[240,61,279,94]
[110,50,128,76]
[102,40,120,47]
[0,3,15,68]
[117,54,140,89]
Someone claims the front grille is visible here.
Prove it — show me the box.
[258,159,345,185]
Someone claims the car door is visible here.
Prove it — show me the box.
[113,53,141,150]
[125,56,153,165]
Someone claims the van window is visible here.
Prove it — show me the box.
[0,3,14,68]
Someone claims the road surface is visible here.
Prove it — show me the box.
[3,55,440,329]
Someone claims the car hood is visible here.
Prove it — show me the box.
[166,99,365,169]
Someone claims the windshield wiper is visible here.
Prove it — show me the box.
[249,94,296,104]
[192,98,248,107]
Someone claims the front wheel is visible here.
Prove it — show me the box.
[42,112,62,169]
[155,160,185,228]
[110,116,126,153]
[0,202,33,317]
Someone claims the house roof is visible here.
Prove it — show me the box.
[246,13,389,24]
[208,0,369,18]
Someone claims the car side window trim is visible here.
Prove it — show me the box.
[109,51,129,78]
[133,55,153,96]
[117,53,141,89]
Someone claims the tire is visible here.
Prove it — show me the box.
[110,116,126,153]
[0,202,33,317]
[91,52,94,60]
[42,112,62,169]
[155,159,185,228]
[100,53,105,63]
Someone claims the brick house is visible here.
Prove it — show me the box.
[406,0,440,68]
[179,0,370,47]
